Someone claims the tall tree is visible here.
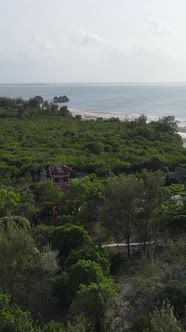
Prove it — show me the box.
[70,280,117,332]
[67,175,104,225]
[137,171,162,252]
[0,228,36,304]
[103,174,141,257]
[156,116,178,134]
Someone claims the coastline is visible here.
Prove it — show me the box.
[178,131,186,147]
[69,108,151,121]
[69,108,186,146]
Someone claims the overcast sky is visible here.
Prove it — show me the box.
[1,0,186,83]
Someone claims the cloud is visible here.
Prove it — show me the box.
[31,34,59,50]
[149,19,175,35]
[68,31,107,46]
[79,31,106,45]
[23,34,67,65]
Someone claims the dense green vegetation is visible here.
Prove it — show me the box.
[0,97,185,331]
[0,97,186,183]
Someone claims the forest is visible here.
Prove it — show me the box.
[0,96,185,332]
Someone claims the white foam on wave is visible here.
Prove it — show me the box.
[178,132,186,138]
[69,108,149,121]
[176,120,186,129]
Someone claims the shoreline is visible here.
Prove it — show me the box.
[69,107,186,125]
[69,108,186,145]
[69,107,186,128]
[69,108,156,121]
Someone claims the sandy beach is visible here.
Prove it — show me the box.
[69,108,151,121]
[69,108,186,147]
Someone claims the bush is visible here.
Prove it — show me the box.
[109,251,128,274]
[50,224,92,266]
[64,245,110,275]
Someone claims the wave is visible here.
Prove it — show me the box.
[69,107,183,123]
[69,108,154,121]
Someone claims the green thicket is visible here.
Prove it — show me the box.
[0,98,185,331]
[0,100,185,185]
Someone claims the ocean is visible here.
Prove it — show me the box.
[1,83,186,127]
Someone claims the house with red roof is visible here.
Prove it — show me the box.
[46,164,72,188]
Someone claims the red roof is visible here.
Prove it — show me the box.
[48,164,72,175]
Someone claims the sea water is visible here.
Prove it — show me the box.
[1,83,186,128]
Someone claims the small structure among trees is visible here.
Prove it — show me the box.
[166,166,186,186]
[46,164,72,188]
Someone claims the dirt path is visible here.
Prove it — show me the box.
[102,241,154,248]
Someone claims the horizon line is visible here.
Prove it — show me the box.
[1,81,186,85]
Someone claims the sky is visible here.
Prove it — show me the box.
[1,0,186,83]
